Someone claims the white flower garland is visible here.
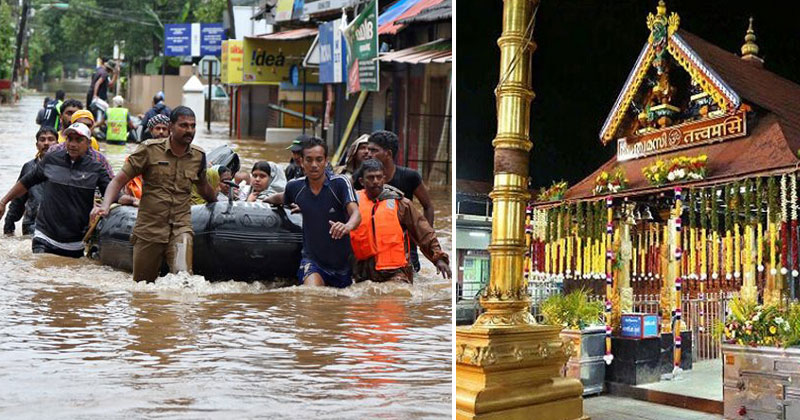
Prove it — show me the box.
[781,175,788,275]
[794,174,799,277]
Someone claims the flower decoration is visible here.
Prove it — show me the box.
[642,154,707,186]
[715,297,800,348]
[537,180,568,202]
[594,168,629,195]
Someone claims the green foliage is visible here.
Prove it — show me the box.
[0,2,15,79]
[540,289,604,330]
[26,0,227,82]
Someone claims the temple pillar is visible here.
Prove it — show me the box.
[455,0,586,419]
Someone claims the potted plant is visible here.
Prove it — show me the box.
[540,289,606,395]
[716,297,800,419]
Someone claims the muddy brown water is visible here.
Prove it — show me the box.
[0,91,452,418]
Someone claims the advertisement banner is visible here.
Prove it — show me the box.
[241,37,318,84]
[344,0,379,92]
[220,40,244,84]
[319,19,347,84]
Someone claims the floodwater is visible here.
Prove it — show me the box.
[0,86,452,418]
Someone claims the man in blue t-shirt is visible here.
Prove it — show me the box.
[266,137,361,288]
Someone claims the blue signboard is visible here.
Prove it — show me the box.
[621,313,660,338]
[292,0,305,20]
[165,24,191,56]
[165,23,226,57]
[318,20,347,84]
[200,23,226,56]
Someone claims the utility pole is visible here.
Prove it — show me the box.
[11,0,31,84]
[226,0,236,40]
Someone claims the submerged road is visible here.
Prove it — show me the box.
[0,88,452,418]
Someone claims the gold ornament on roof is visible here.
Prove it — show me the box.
[646,0,680,44]
[741,17,762,62]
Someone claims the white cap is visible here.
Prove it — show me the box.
[64,122,91,139]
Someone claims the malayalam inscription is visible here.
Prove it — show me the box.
[617,110,746,161]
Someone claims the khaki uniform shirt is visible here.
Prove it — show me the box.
[121,138,207,243]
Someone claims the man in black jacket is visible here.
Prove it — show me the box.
[3,126,58,236]
[0,123,113,257]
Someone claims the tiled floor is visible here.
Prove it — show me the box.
[635,359,723,402]
[583,395,723,420]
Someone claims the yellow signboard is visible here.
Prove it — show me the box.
[220,40,244,84]
[242,37,318,84]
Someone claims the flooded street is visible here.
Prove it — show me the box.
[0,91,452,418]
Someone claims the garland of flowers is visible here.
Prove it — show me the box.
[756,178,764,273]
[733,181,741,280]
[700,188,708,281]
[604,196,614,365]
[768,177,778,276]
[725,185,733,281]
[674,187,684,374]
[793,174,799,278]
[711,187,720,281]
[576,202,584,278]
[525,205,533,283]
[781,175,789,276]
[743,179,753,283]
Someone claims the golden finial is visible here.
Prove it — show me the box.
[647,1,680,43]
[741,17,763,63]
[657,0,667,16]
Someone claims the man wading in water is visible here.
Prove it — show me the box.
[93,106,217,282]
[350,159,451,284]
[3,126,60,236]
[0,123,113,257]
[266,137,361,288]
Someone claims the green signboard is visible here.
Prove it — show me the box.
[344,0,379,92]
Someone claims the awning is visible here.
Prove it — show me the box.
[255,27,318,40]
[378,0,445,35]
[379,38,451,64]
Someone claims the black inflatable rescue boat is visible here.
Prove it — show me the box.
[90,201,303,281]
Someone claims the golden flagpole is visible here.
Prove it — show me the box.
[455,1,586,418]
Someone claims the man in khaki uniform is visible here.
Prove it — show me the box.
[94,106,217,282]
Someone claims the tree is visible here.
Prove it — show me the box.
[0,2,15,79]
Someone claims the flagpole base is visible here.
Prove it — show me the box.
[456,322,587,420]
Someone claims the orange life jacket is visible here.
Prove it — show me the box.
[126,176,143,199]
[350,189,408,270]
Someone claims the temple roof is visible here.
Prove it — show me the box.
[560,30,800,203]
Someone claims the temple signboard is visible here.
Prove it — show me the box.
[617,110,747,161]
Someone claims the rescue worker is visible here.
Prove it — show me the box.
[140,93,172,141]
[265,137,361,288]
[93,106,217,282]
[0,123,113,257]
[350,159,450,283]
[366,130,435,272]
[105,95,135,145]
[336,134,369,180]
[58,107,101,151]
[3,126,58,235]
[146,114,170,139]
[38,90,64,129]
[284,136,307,180]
